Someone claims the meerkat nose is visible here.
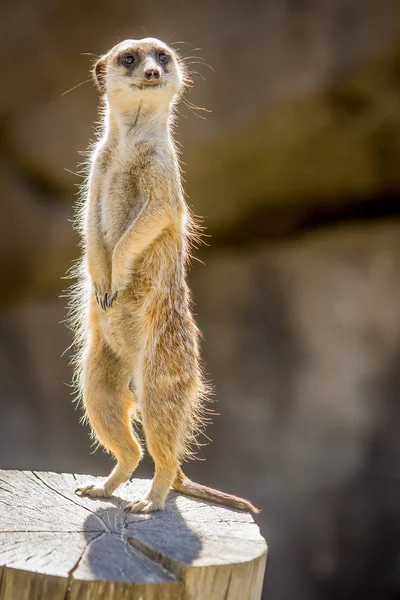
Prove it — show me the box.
[144,68,160,81]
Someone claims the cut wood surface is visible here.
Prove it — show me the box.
[0,471,267,599]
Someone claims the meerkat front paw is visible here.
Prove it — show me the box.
[124,497,165,514]
[75,484,111,498]
[94,288,118,311]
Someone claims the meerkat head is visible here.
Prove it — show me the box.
[93,38,184,112]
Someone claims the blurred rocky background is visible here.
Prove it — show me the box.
[1,0,400,598]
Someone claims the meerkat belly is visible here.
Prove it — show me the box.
[97,265,150,363]
[100,311,140,365]
[100,165,144,253]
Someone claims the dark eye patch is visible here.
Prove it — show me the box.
[118,53,138,68]
[156,51,170,66]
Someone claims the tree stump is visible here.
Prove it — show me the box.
[0,471,267,599]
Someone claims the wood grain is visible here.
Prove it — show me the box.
[0,471,267,599]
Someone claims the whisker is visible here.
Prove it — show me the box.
[184,99,211,113]
[181,58,209,67]
[183,100,208,120]
[181,56,208,62]
[183,60,216,73]
[175,108,188,120]
[64,168,86,178]
[190,255,206,265]
[189,71,206,83]
[62,78,91,97]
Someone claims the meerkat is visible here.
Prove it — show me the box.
[70,37,258,514]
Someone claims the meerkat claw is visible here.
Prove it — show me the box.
[93,286,105,308]
[75,484,110,498]
[125,498,164,514]
[107,290,118,308]
[101,293,109,310]
[96,290,117,311]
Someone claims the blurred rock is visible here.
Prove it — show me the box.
[190,220,400,600]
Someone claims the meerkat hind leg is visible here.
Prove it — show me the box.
[126,461,178,513]
[76,342,142,499]
[126,391,180,513]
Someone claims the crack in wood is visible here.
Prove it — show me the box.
[0,531,102,534]
[31,472,110,533]
[0,566,4,599]
[127,536,185,581]
[223,569,233,600]
[63,531,105,600]
[119,502,185,582]
[0,499,19,509]
[0,477,13,488]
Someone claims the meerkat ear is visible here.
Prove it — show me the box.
[92,57,107,93]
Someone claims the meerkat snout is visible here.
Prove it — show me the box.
[144,68,160,81]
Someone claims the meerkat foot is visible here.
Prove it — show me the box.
[124,497,165,514]
[75,484,111,498]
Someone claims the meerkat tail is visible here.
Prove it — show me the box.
[172,467,260,515]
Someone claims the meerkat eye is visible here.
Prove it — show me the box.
[157,51,170,65]
[119,53,136,67]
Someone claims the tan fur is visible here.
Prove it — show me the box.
[70,38,258,514]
